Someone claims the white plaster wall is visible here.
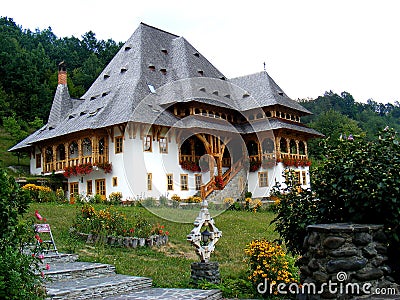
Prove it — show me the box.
[30,146,43,175]
[249,163,311,198]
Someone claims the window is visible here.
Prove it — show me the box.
[112,177,118,187]
[258,172,268,187]
[144,135,152,152]
[167,174,173,190]
[95,179,106,200]
[147,173,152,191]
[69,182,79,203]
[195,174,202,191]
[294,171,301,185]
[87,180,93,195]
[35,153,41,168]
[115,136,123,153]
[159,137,168,153]
[180,174,188,191]
[301,171,307,185]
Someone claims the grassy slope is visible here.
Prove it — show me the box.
[0,127,29,169]
[28,203,278,287]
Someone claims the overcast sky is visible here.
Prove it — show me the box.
[2,0,399,104]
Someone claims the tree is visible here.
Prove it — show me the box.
[307,109,364,159]
[271,128,400,279]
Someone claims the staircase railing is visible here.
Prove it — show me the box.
[200,159,244,199]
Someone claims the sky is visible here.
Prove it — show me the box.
[2,0,400,104]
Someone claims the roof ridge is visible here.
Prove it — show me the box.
[229,71,266,80]
[139,22,179,38]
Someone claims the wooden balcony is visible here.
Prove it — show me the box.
[43,155,108,174]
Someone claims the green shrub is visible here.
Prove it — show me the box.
[198,277,256,299]
[244,239,299,297]
[270,128,400,280]
[270,171,322,254]
[0,169,45,299]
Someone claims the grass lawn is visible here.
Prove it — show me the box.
[27,203,278,288]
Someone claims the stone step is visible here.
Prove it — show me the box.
[105,288,223,300]
[42,253,79,264]
[45,274,153,300]
[43,261,116,282]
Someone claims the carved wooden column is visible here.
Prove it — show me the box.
[52,145,57,172]
[78,139,83,164]
[64,142,69,167]
[276,136,281,159]
[92,136,98,164]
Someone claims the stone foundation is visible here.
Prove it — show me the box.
[190,262,220,285]
[299,223,399,299]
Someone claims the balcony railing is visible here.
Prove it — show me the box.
[43,154,108,174]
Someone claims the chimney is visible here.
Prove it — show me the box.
[58,61,67,85]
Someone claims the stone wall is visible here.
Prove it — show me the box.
[191,262,220,285]
[299,223,398,299]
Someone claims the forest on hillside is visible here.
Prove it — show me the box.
[0,16,399,162]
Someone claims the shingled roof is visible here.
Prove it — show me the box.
[10,23,321,152]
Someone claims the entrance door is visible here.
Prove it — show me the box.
[95,179,106,200]
[69,182,79,204]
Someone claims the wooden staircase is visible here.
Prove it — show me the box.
[200,159,245,200]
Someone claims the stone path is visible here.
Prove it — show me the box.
[43,253,222,300]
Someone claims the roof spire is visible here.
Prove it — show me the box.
[263,62,266,72]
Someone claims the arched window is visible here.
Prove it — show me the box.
[265,111,272,118]
[194,108,200,115]
[248,114,255,121]
[82,138,92,156]
[180,139,192,155]
[246,140,259,156]
[299,141,306,155]
[290,140,297,154]
[280,138,288,153]
[99,138,105,155]
[69,141,78,158]
[262,138,275,153]
[56,144,66,161]
[256,112,263,119]
[45,147,53,163]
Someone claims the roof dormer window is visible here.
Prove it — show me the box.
[224,94,231,99]
[148,84,156,93]
[212,91,219,96]
[193,52,200,57]
[161,49,168,54]
[125,45,132,51]
[160,68,167,75]
[121,67,128,73]
[148,65,155,71]
[198,70,204,76]
[103,73,110,79]
[199,87,206,92]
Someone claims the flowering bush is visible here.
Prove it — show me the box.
[63,163,93,178]
[184,196,202,203]
[108,192,123,204]
[95,162,112,174]
[244,239,299,295]
[180,160,201,172]
[276,158,311,168]
[22,184,55,203]
[73,204,169,240]
[171,194,181,202]
[249,161,261,172]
